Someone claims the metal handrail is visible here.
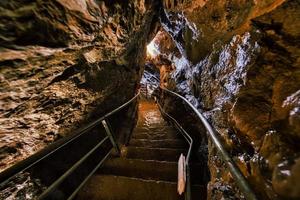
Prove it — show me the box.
[156,99,192,200]
[160,87,258,200]
[67,148,113,200]
[38,136,110,199]
[0,91,140,196]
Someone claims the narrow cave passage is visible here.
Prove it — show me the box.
[77,99,208,200]
[77,32,211,199]
[0,1,299,200]
[76,32,211,200]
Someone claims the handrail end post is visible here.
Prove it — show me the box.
[101,120,121,156]
[185,164,191,200]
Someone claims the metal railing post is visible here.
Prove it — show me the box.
[38,136,109,199]
[0,92,140,200]
[160,87,258,200]
[156,100,193,200]
[102,120,121,156]
[185,164,191,200]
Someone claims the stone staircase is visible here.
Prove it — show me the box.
[77,100,207,200]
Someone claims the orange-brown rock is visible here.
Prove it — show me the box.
[0,0,159,173]
[159,0,300,199]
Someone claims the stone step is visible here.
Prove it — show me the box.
[131,131,182,140]
[77,175,206,200]
[134,125,173,130]
[123,146,186,162]
[129,139,187,149]
[99,157,206,184]
[133,126,177,133]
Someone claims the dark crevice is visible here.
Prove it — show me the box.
[48,64,84,86]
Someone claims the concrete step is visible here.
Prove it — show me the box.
[129,139,187,149]
[77,175,206,200]
[99,157,206,184]
[123,146,185,162]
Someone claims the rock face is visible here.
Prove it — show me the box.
[159,0,300,199]
[0,0,159,172]
[1,0,299,199]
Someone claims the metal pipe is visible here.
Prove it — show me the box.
[161,87,258,200]
[0,92,140,186]
[156,101,192,200]
[38,136,109,199]
[185,164,191,200]
[67,149,113,200]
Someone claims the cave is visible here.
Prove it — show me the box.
[0,0,299,200]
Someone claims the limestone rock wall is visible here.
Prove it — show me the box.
[160,0,300,199]
[0,0,159,172]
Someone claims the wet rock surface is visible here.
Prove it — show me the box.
[0,0,299,199]
[158,0,300,199]
[0,0,159,173]
[0,172,46,200]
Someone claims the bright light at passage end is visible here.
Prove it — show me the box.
[146,40,159,58]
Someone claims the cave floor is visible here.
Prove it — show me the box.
[77,100,206,200]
